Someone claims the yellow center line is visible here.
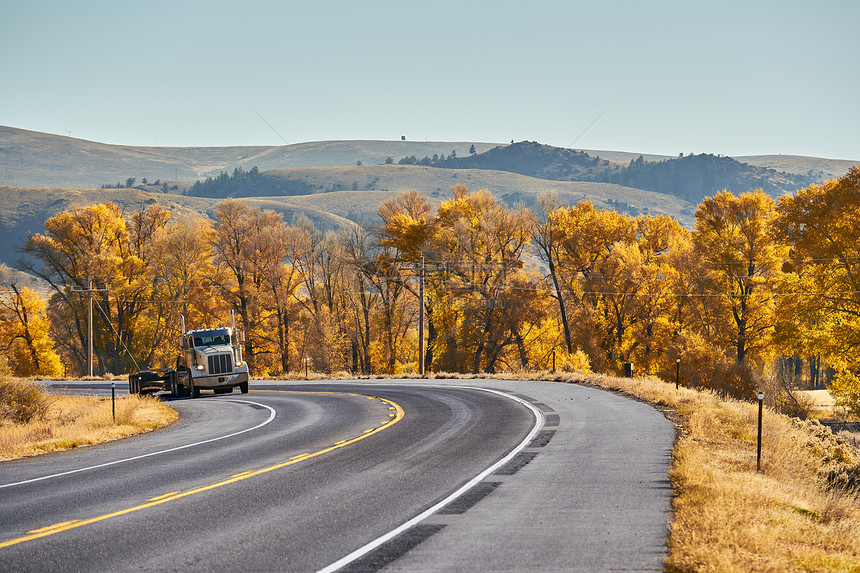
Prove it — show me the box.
[1,391,405,550]
[26,520,79,534]
[147,491,182,502]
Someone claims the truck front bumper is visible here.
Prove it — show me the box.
[192,370,249,389]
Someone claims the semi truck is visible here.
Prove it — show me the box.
[128,313,250,398]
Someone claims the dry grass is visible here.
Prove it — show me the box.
[0,379,178,461]
[802,389,838,418]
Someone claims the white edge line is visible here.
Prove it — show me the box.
[316,386,544,573]
[0,399,276,489]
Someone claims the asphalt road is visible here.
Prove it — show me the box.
[0,379,674,572]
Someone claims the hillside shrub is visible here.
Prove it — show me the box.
[829,367,860,419]
[0,378,50,424]
[560,349,591,374]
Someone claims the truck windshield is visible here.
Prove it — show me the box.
[192,331,230,346]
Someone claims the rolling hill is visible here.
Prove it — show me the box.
[0,126,499,189]
[2,125,855,191]
[0,187,354,271]
[0,166,693,271]
[1,125,858,275]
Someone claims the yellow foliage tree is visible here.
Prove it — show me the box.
[24,203,158,375]
[693,190,785,371]
[0,284,64,377]
[433,185,536,372]
[774,166,860,401]
[149,218,222,357]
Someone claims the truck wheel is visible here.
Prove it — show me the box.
[190,373,200,398]
[239,381,249,394]
[172,375,186,398]
[128,375,138,395]
[182,368,198,399]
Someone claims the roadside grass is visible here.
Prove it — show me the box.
[396,370,860,571]
[0,378,178,461]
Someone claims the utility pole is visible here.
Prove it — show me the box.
[88,278,93,376]
[418,255,425,376]
[73,278,108,377]
[401,255,444,377]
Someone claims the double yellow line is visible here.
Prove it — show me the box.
[0,392,404,550]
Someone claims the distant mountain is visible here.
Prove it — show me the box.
[607,153,817,204]
[416,141,624,181]
[427,141,822,204]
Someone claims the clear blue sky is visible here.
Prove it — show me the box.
[2,0,858,159]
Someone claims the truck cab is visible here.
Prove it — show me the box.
[177,325,250,398]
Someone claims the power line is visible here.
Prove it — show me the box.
[252,108,314,169]
[567,108,608,149]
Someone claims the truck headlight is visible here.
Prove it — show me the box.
[195,365,205,371]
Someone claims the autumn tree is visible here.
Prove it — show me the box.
[340,225,377,374]
[431,185,538,373]
[343,224,417,374]
[253,222,304,374]
[628,215,692,375]
[290,215,351,373]
[23,203,158,375]
[694,190,784,367]
[774,167,860,410]
[211,199,286,371]
[531,193,574,355]
[121,205,176,368]
[546,202,637,372]
[0,280,63,377]
[148,217,220,348]
[378,190,437,261]
[378,190,438,369]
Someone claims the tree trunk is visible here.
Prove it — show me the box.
[548,254,573,354]
[424,304,435,371]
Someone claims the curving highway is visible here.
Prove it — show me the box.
[0,380,674,572]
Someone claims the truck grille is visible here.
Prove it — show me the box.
[208,354,233,375]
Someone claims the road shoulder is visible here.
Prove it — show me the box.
[352,379,675,572]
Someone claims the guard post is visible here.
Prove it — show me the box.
[756,391,764,472]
